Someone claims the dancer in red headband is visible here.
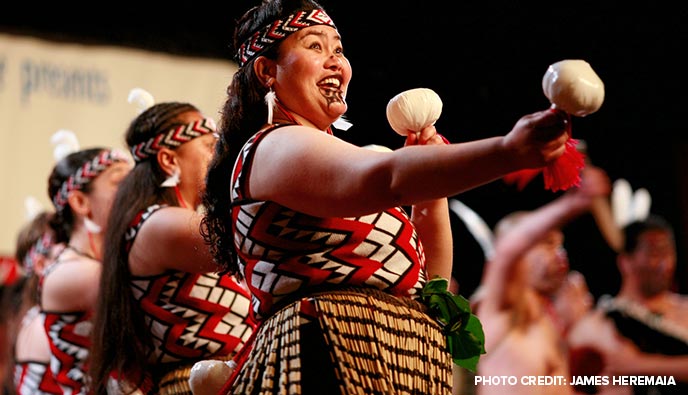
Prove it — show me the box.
[202,0,572,393]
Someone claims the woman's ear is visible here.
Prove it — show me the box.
[66,190,90,217]
[34,255,49,275]
[157,148,178,176]
[253,56,276,87]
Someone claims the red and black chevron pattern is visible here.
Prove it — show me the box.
[43,310,92,395]
[124,204,164,252]
[130,118,216,163]
[127,205,256,363]
[131,272,256,363]
[52,149,130,212]
[237,9,336,67]
[14,360,62,395]
[230,128,427,319]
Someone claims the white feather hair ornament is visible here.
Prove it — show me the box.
[630,188,652,224]
[24,196,45,222]
[611,178,652,228]
[265,89,276,125]
[128,87,155,114]
[51,129,80,162]
[449,199,495,260]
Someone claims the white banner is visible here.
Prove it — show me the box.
[0,33,237,254]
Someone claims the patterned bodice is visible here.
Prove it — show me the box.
[231,127,428,320]
[42,310,91,395]
[14,306,61,395]
[40,257,92,395]
[14,360,62,395]
[127,205,256,364]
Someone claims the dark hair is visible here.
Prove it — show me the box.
[201,0,325,274]
[89,102,199,395]
[16,211,52,301]
[15,211,53,268]
[47,148,107,244]
[622,214,674,254]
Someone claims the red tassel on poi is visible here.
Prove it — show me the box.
[503,133,586,192]
[502,168,542,191]
[542,138,586,192]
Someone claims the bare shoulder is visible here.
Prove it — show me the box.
[665,292,688,327]
[258,124,351,153]
[129,206,208,275]
[41,256,101,311]
[567,308,629,355]
[134,205,199,237]
[668,292,688,309]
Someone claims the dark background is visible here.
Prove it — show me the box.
[2,1,686,299]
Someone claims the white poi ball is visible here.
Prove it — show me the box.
[386,88,443,136]
[542,59,605,117]
[188,360,234,395]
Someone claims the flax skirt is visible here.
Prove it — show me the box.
[228,288,453,395]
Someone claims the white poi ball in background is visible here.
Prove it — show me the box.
[188,360,234,395]
[386,88,443,136]
[542,59,605,117]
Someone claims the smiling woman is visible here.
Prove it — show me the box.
[1,4,685,287]
[0,2,684,395]
[198,0,582,393]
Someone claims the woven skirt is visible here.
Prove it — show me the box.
[228,288,453,395]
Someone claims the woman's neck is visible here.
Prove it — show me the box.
[69,228,99,261]
[173,185,192,210]
[272,102,330,132]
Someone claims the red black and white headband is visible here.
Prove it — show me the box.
[130,118,216,163]
[23,232,53,272]
[237,9,336,67]
[52,149,130,212]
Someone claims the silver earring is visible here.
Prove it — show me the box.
[161,168,180,187]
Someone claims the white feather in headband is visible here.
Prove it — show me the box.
[50,129,80,162]
[127,87,155,114]
[24,196,45,222]
[611,178,652,228]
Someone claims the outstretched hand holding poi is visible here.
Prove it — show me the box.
[504,59,605,191]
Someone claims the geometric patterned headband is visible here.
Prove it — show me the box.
[52,149,131,212]
[236,9,336,67]
[23,232,53,272]
[130,118,216,163]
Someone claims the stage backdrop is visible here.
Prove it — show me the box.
[0,33,237,255]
